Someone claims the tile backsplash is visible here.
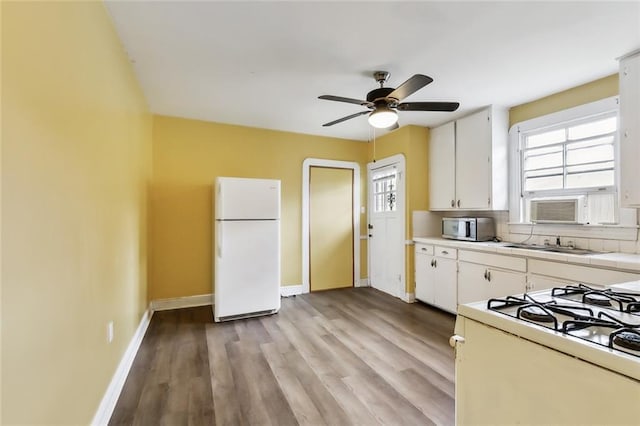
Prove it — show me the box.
[413,210,640,254]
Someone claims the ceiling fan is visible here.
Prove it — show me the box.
[318,71,460,129]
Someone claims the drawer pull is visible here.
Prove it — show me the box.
[441,250,449,255]
[449,335,465,348]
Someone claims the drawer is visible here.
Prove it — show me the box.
[528,259,640,286]
[435,246,457,260]
[459,250,527,272]
[415,244,434,256]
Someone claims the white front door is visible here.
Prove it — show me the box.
[368,156,405,298]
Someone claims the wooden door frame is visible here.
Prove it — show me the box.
[367,154,406,299]
[302,159,361,294]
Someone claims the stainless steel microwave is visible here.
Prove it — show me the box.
[442,217,495,242]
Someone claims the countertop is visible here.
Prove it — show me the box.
[413,236,640,272]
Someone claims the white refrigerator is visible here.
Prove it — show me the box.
[213,177,281,322]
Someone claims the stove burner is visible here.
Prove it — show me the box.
[584,293,612,307]
[612,331,640,351]
[520,306,555,323]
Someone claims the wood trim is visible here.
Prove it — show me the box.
[91,308,153,426]
[280,285,303,297]
[150,293,213,311]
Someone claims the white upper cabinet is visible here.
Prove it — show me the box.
[429,121,456,209]
[619,50,640,207]
[429,106,508,211]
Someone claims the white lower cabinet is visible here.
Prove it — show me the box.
[414,238,640,313]
[415,244,457,313]
[528,259,640,286]
[457,250,527,304]
[527,273,574,292]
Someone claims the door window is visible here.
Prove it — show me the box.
[372,168,397,213]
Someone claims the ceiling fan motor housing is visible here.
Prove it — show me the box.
[366,87,395,103]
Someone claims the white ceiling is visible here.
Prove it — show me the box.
[105,1,640,141]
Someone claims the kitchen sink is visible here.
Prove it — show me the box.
[503,243,548,250]
[502,243,600,255]
[543,246,600,255]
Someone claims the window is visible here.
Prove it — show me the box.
[522,115,616,193]
[372,168,397,213]
[514,97,619,224]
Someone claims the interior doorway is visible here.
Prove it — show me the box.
[302,159,360,294]
[309,167,354,291]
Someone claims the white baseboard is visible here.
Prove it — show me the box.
[150,293,213,311]
[356,278,370,287]
[91,308,152,426]
[280,284,303,297]
[403,292,416,303]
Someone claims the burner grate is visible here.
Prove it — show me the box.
[611,330,640,351]
[551,283,640,314]
[487,292,640,357]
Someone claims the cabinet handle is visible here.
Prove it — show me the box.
[457,200,461,208]
[421,247,427,251]
[487,270,491,282]
[451,199,455,208]
[441,250,449,255]
[430,259,435,267]
[483,270,487,280]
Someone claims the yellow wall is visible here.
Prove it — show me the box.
[151,116,368,300]
[2,2,151,424]
[367,125,430,295]
[509,74,618,127]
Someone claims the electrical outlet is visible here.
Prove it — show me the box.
[107,321,114,343]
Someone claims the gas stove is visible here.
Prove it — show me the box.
[454,283,640,425]
[487,284,640,358]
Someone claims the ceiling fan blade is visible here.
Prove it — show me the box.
[322,110,370,127]
[387,74,433,101]
[397,102,460,112]
[318,95,370,106]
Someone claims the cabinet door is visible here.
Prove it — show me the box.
[415,250,435,304]
[429,122,456,209]
[527,273,572,293]
[458,262,527,305]
[484,268,526,300]
[457,261,489,305]
[455,109,492,209]
[619,53,640,206]
[433,257,457,313]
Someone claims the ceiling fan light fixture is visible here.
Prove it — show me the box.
[368,107,398,128]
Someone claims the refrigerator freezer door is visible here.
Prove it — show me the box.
[216,177,280,220]
[214,220,280,320]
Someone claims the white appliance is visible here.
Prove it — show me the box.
[214,177,281,322]
[530,196,587,224]
[451,285,640,424]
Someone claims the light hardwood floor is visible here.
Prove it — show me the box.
[109,288,456,425]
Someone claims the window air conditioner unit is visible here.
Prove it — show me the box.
[530,197,587,224]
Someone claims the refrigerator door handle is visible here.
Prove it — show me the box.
[217,224,222,258]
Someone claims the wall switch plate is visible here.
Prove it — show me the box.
[107,321,114,343]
